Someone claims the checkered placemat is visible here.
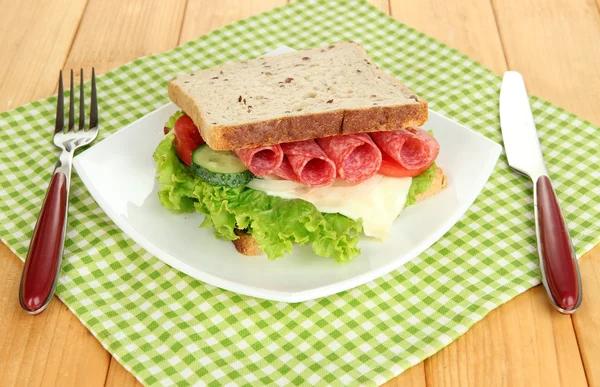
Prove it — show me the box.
[1,0,599,385]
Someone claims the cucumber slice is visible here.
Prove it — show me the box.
[192,144,248,173]
[191,164,254,187]
[191,145,254,187]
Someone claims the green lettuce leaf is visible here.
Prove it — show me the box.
[154,134,438,261]
[153,135,362,262]
[405,163,437,207]
[164,110,185,132]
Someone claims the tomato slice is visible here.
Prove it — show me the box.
[378,152,432,178]
[175,114,204,145]
[173,135,197,166]
[173,114,204,166]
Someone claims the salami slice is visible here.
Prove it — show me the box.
[273,157,300,182]
[317,133,382,184]
[275,140,336,187]
[369,128,439,170]
[235,145,284,176]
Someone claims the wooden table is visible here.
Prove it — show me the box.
[1,1,599,386]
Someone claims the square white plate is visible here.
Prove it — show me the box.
[73,48,501,302]
[74,103,501,302]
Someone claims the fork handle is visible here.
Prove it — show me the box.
[19,151,72,314]
[534,175,582,313]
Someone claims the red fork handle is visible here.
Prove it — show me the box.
[19,172,69,314]
[535,175,582,313]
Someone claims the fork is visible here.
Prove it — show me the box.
[19,69,99,314]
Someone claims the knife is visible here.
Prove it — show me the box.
[499,71,582,314]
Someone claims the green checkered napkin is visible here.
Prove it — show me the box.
[1,0,599,385]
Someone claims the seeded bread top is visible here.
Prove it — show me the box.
[169,42,427,150]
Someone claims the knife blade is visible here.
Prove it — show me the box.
[499,71,582,314]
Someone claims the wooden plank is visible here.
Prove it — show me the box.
[105,358,143,387]
[382,363,426,387]
[182,0,404,51]
[424,286,587,387]
[367,0,390,13]
[572,246,600,387]
[492,0,600,124]
[62,0,187,76]
[0,0,88,112]
[180,0,288,43]
[389,0,506,74]
[0,244,111,387]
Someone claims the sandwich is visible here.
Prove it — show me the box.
[154,42,446,262]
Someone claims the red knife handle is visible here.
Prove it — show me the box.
[535,175,582,313]
[19,171,69,314]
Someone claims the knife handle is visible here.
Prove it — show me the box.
[535,175,582,313]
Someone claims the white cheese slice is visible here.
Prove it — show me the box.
[247,175,412,240]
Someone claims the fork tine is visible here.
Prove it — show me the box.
[55,71,64,133]
[79,69,85,130]
[89,67,98,129]
[68,69,75,132]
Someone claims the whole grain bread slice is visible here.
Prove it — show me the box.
[234,167,447,256]
[169,41,427,150]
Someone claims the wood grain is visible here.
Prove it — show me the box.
[390,0,506,74]
[0,244,111,387]
[62,0,187,76]
[573,247,600,386]
[424,286,587,387]
[382,363,426,387]
[180,0,288,43]
[105,358,143,387]
[367,0,390,13]
[492,0,600,124]
[0,0,88,112]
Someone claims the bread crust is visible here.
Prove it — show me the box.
[414,166,447,202]
[234,167,447,256]
[232,229,263,256]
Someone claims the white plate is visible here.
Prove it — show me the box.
[73,52,501,303]
[74,104,501,302]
